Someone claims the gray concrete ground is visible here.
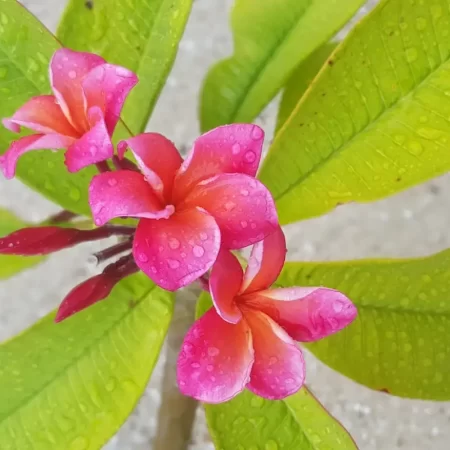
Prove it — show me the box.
[1,0,450,449]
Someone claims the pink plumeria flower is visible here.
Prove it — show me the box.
[177,227,357,403]
[0,48,138,178]
[88,125,278,291]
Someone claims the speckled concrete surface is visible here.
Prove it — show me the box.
[1,1,450,449]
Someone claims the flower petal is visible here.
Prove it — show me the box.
[133,207,221,291]
[209,249,243,324]
[247,287,357,342]
[3,95,78,136]
[177,307,254,403]
[241,226,286,294]
[173,124,264,200]
[0,134,75,179]
[118,133,182,202]
[243,309,305,400]
[64,108,114,172]
[49,48,105,132]
[82,63,138,134]
[88,170,172,226]
[182,173,278,249]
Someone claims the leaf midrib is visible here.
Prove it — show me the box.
[0,284,156,426]
[271,32,450,202]
[227,2,313,123]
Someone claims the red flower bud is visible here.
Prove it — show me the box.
[0,225,135,256]
[55,255,138,322]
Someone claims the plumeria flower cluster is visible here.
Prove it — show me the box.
[0,48,357,402]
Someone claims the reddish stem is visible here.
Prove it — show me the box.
[96,161,111,173]
[94,239,133,264]
[112,155,139,172]
[48,210,78,224]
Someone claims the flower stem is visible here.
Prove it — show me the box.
[48,210,78,224]
[93,239,132,264]
[112,155,139,171]
[96,161,111,173]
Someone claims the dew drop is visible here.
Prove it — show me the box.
[191,362,200,369]
[193,245,205,257]
[224,201,236,211]
[167,259,180,269]
[416,17,427,30]
[107,178,117,187]
[0,13,8,25]
[244,150,256,163]
[232,143,241,154]
[265,440,279,450]
[168,237,180,249]
[240,220,248,228]
[252,126,263,140]
[69,187,81,202]
[407,140,423,155]
[68,70,77,79]
[269,356,278,365]
[240,188,249,196]
[89,145,97,155]
[208,347,219,356]
[138,253,149,263]
[0,67,7,79]
[250,395,264,408]
[405,47,418,63]
[206,364,214,372]
[199,232,208,241]
[105,378,116,392]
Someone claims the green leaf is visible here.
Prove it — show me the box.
[278,251,450,400]
[0,0,95,215]
[57,0,193,135]
[260,0,450,224]
[196,293,356,450]
[0,208,44,279]
[0,273,174,449]
[199,0,365,132]
[276,43,338,133]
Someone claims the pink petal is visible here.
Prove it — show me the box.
[209,249,243,324]
[49,48,105,132]
[0,134,75,179]
[3,95,78,136]
[247,287,357,342]
[88,170,173,226]
[243,309,305,400]
[173,124,264,201]
[241,226,286,294]
[118,133,182,202]
[133,207,221,291]
[177,307,254,403]
[64,107,114,172]
[82,63,138,134]
[181,173,278,249]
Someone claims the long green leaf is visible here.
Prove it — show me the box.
[0,273,174,449]
[57,0,193,134]
[278,251,450,400]
[260,0,450,224]
[0,208,44,279]
[276,43,338,133]
[200,0,365,132]
[0,0,98,216]
[196,293,356,449]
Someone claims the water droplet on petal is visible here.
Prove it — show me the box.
[224,201,236,211]
[269,356,278,365]
[68,70,77,79]
[206,364,214,372]
[252,126,263,140]
[193,245,205,257]
[199,232,208,241]
[240,188,249,196]
[244,150,256,163]
[107,178,117,187]
[208,347,219,356]
[240,220,248,228]
[167,259,180,269]
[191,362,200,369]
[168,237,180,249]
[138,253,149,263]
[232,143,241,154]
